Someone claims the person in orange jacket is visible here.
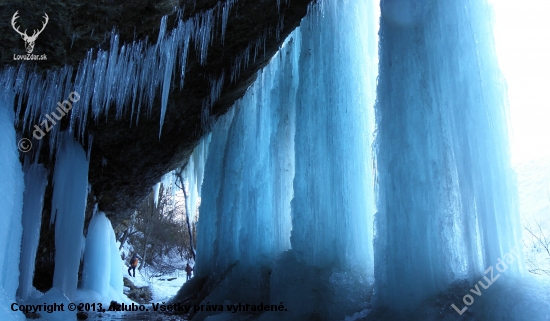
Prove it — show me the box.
[128,254,138,277]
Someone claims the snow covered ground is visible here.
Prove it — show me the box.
[69,248,191,320]
[119,238,192,303]
[124,265,188,302]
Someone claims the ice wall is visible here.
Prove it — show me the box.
[50,132,90,300]
[273,2,378,319]
[289,0,377,271]
[193,0,378,319]
[374,0,523,311]
[81,211,124,300]
[192,39,298,319]
[18,162,48,301]
[195,39,298,277]
[0,91,25,320]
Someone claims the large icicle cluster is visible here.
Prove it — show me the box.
[0,91,26,321]
[0,0,238,148]
[192,0,378,319]
[50,132,90,300]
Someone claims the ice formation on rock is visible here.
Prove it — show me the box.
[82,211,124,299]
[0,90,25,321]
[193,0,378,319]
[50,132,90,300]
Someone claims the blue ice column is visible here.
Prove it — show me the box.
[374,0,522,310]
[50,132,90,300]
[0,91,25,321]
[269,1,378,319]
[195,1,378,318]
[289,0,377,272]
[82,211,123,299]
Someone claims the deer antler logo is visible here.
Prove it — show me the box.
[11,11,49,54]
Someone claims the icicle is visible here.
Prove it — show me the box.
[183,134,212,228]
[87,134,93,160]
[221,0,237,45]
[0,1,241,150]
[50,131,90,300]
[190,7,215,65]
[153,183,161,208]
[210,71,225,107]
[230,44,252,83]
[0,89,26,321]
[81,211,124,300]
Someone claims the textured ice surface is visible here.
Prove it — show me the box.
[50,132,90,299]
[27,287,75,321]
[81,212,125,302]
[184,135,211,229]
[374,0,525,312]
[194,0,378,319]
[0,91,25,320]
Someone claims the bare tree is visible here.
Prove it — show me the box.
[523,217,550,276]
[175,166,196,261]
[123,182,192,276]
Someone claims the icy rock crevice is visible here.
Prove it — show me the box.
[18,162,49,301]
[2,0,240,144]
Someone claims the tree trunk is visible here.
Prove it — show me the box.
[182,185,196,261]
[118,227,129,250]
[140,227,152,271]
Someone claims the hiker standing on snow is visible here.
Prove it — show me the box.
[185,263,193,281]
[128,254,138,277]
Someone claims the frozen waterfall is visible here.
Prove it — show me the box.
[1,0,549,319]
[187,0,549,320]
[50,132,90,300]
[374,0,523,311]
[0,91,25,321]
[81,211,124,302]
[193,0,379,319]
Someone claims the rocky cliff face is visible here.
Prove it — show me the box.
[1,0,312,220]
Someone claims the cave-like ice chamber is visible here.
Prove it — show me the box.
[0,0,549,320]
